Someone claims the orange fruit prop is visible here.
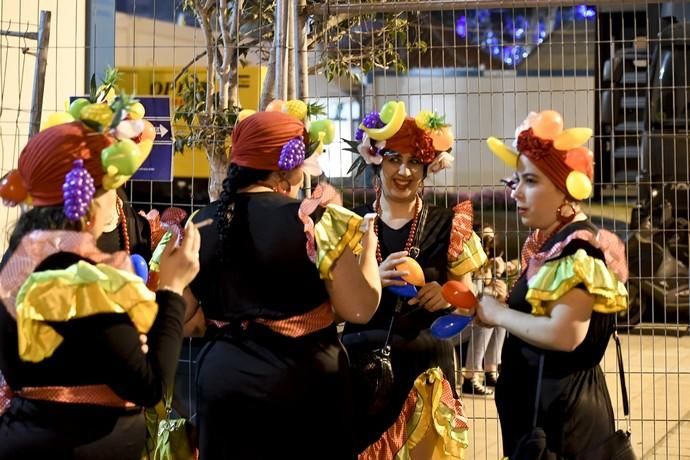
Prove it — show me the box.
[532,110,564,140]
[441,280,477,310]
[395,256,425,286]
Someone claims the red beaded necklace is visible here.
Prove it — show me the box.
[116,197,131,255]
[373,196,421,264]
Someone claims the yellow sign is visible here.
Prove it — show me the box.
[117,65,267,178]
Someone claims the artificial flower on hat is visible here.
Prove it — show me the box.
[486,110,594,201]
[345,101,456,177]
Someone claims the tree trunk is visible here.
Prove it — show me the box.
[206,140,230,201]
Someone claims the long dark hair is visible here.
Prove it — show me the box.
[216,164,273,259]
[2,206,82,269]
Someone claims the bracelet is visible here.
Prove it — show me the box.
[157,285,184,296]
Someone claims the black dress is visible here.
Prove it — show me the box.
[343,202,486,456]
[0,235,185,460]
[496,220,627,458]
[190,193,362,460]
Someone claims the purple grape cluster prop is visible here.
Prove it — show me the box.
[63,159,96,221]
[355,111,384,142]
[278,136,306,170]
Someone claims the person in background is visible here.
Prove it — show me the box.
[478,111,629,457]
[96,187,152,260]
[460,225,508,396]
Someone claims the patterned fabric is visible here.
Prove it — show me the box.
[0,230,131,318]
[358,368,469,460]
[313,205,365,280]
[255,301,334,337]
[16,261,157,362]
[0,371,12,416]
[526,229,628,283]
[16,384,136,408]
[447,201,487,278]
[526,248,629,316]
[298,184,340,262]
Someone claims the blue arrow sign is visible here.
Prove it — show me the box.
[69,95,173,182]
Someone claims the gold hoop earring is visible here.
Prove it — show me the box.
[557,201,576,224]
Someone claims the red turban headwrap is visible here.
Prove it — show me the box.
[384,117,436,164]
[231,111,306,171]
[517,128,572,198]
[8,122,113,206]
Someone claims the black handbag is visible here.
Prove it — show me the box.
[348,204,429,417]
[513,332,636,460]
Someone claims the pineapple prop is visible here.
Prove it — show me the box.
[416,111,454,152]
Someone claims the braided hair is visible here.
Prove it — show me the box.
[216,164,273,260]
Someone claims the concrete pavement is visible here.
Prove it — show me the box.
[459,329,690,459]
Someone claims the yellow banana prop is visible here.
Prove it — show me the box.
[486,137,519,169]
[553,128,593,151]
[361,101,407,141]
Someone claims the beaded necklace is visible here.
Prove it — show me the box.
[373,196,421,264]
[115,197,131,254]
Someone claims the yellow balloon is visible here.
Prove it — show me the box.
[40,112,74,131]
[362,101,406,141]
[486,137,518,169]
[128,102,146,120]
[566,171,592,200]
[238,109,256,122]
[553,128,593,150]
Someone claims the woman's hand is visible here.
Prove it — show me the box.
[409,281,451,312]
[492,279,508,302]
[378,250,409,287]
[157,219,205,295]
[475,295,508,327]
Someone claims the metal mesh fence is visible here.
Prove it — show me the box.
[1,1,689,458]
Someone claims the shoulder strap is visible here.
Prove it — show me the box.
[614,331,631,432]
[408,203,429,260]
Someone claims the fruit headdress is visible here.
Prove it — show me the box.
[347,101,455,176]
[486,110,594,200]
[234,99,336,176]
[0,68,155,221]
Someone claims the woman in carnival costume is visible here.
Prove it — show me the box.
[181,110,382,459]
[478,110,629,457]
[0,93,201,459]
[342,101,487,459]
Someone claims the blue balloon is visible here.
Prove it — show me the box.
[387,283,418,299]
[130,254,149,282]
[430,314,474,339]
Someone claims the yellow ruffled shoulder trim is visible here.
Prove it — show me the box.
[314,204,364,280]
[15,261,158,363]
[448,232,488,278]
[526,248,628,316]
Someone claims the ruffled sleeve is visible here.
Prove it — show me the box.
[526,248,628,316]
[15,261,158,363]
[312,204,364,280]
[447,201,488,277]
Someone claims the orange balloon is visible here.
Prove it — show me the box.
[0,170,28,203]
[532,110,564,140]
[565,146,594,179]
[429,126,454,151]
[441,280,477,310]
[395,256,425,286]
[265,99,286,113]
[140,120,156,142]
